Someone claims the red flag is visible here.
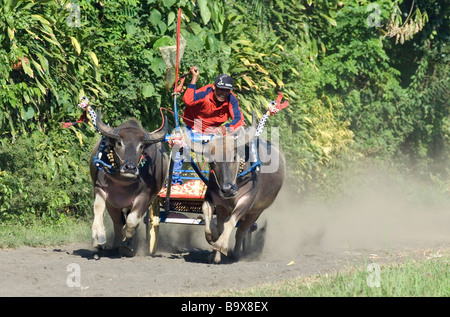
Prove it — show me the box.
[61,111,88,129]
[269,92,289,115]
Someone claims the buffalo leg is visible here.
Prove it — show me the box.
[211,211,240,260]
[121,199,148,253]
[215,206,228,237]
[107,205,125,249]
[121,211,139,253]
[233,210,261,260]
[202,200,218,245]
[122,210,140,240]
[211,201,250,262]
[92,194,107,247]
[208,250,222,264]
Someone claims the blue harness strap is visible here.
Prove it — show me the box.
[237,160,261,179]
[93,136,116,174]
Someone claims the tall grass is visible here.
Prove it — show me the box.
[208,254,449,297]
[0,216,91,248]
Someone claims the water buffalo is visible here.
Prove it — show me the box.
[186,115,285,263]
[90,110,168,255]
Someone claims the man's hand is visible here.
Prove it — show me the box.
[205,126,227,136]
[190,65,199,77]
[214,126,227,135]
[189,66,199,85]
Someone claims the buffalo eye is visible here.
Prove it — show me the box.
[116,140,123,147]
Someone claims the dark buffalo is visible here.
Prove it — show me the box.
[90,110,168,255]
[186,115,285,263]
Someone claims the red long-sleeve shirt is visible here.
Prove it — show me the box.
[182,84,244,133]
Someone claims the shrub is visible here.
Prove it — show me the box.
[0,128,97,223]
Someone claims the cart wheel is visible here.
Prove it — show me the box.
[147,199,160,256]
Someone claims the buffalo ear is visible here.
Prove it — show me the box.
[143,115,169,144]
[96,108,119,140]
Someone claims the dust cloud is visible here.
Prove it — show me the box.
[261,164,450,259]
[133,163,449,259]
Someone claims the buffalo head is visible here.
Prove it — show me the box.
[186,112,256,198]
[96,109,168,177]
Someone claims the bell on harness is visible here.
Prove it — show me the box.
[93,136,117,174]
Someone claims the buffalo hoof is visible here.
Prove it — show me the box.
[120,238,135,257]
[208,251,222,264]
[205,232,215,245]
[212,242,228,256]
[92,233,107,248]
[208,251,235,264]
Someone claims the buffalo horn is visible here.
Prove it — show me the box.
[143,115,169,144]
[96,109,119,140]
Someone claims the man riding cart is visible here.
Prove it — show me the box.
[171,66,248,185]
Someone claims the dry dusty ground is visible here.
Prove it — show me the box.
[1,169,449,297]
[1,240,447,297]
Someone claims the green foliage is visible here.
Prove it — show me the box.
[391,1,450,174]
[0,0,102,138]
[0,0,448,225]
[319,1,406,155]
[0,128,96,222]
[319,0,450,174]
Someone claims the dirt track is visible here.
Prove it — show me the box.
[1,174,449,297]
[0,242,365,297]
[0,236,447,297]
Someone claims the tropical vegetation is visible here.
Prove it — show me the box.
[0,0,449,223]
